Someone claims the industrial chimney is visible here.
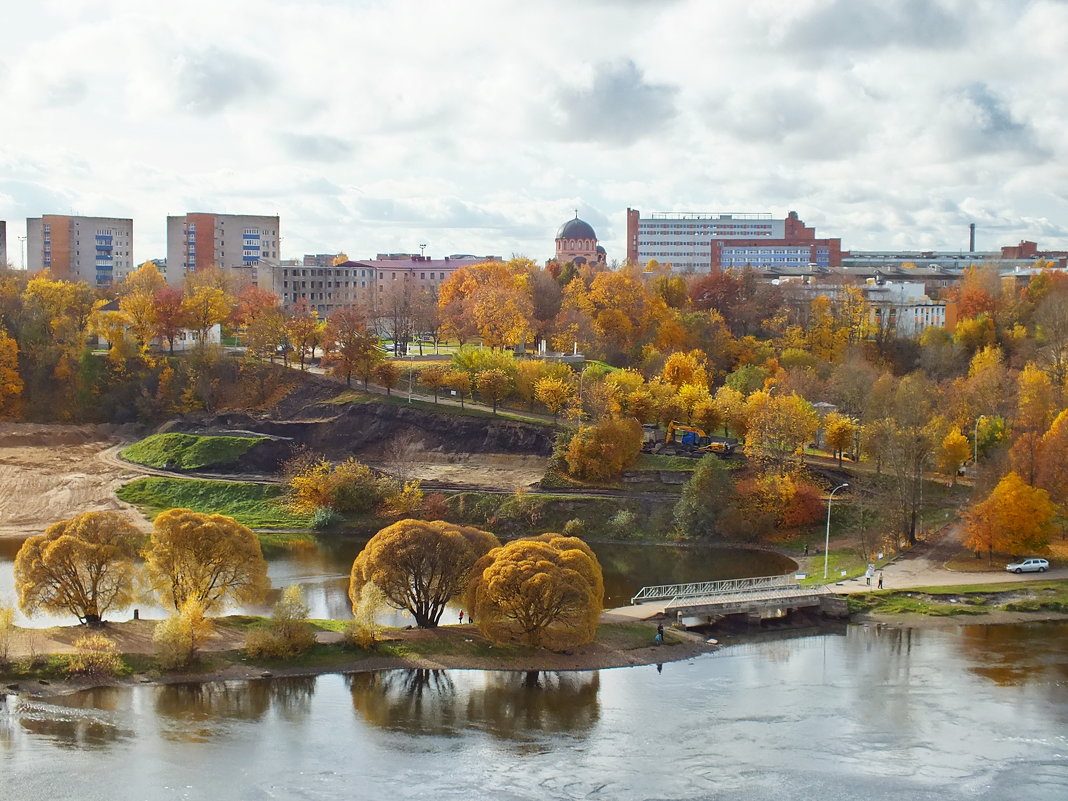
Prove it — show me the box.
[969,223,976,253]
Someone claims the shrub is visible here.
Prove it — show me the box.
[562,518,586,537]
[67,633,123,677]
[287,456,405,516]
[153,599,213,669]
[311,506,342,530]
[341,621,376,650]
[564,417,643,481]
[244,586,316,660]
[608,509,638,537]
[0,603,15,667]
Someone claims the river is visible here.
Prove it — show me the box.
[2,621,1065,800]
[0,537,796,625]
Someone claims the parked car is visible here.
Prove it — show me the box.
[1005,558,1050,574]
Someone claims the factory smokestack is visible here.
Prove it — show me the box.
[969,223,976,253]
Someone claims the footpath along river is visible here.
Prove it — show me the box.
[2,621,1066,801]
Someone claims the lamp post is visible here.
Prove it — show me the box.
[973,414,985,468]
[824,483,849,580]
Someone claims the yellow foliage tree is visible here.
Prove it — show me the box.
[144,508,269,612]
[963,471,1055,563]
[153,598,214,669]
[564,417,643,481]
[823,412,858,466]
[0,330,24,418]
[475,367,514,413]
[937,426,971,485]
[349,519,499,628]
[14,511,143,625]
[181,284,232,344]
[465,534,604,648]
[744,391,819,474]
[534,375,575,422]
[661,350,708,389]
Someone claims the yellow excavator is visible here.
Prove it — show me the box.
[650,421,735,458]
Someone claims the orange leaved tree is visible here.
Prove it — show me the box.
[349,519,499,628]
[465,534,604,648]
[963,471,1055,564]
[15,511,143,625]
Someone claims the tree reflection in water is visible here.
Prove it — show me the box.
[348,668,600,742]
[154,676,316,741]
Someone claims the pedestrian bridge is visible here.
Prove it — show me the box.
[609,574,845,624]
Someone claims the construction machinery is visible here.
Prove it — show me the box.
[645,421,737,459]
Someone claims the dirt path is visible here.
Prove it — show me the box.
[0,423,147,537]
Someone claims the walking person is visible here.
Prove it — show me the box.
[459,610,464,624]
[877,572,884,590]
[656,623,664,645]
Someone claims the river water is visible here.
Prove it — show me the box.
[2,621,1066,801]
[0,537,796,625]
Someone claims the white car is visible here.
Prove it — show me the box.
[1005,558,1050,574]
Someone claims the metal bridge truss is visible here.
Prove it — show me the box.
[630,574,797,605]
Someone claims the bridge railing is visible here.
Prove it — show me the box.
[630,574,796,604]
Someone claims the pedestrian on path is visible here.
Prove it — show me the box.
[459,610,464,624]
[878,572,884,590]
[865,563,875,586]
[656,623,664,645]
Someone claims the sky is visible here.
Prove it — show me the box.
[2,0,1068,266]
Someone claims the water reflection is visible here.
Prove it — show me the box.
[10,690,133,750]
[348,669,600,741]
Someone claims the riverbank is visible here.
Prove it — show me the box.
[0,618,717,697]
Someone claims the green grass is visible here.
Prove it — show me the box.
[121,433,268,470]
[116,476,313,529]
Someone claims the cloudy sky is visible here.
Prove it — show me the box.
[2,0,1067,266]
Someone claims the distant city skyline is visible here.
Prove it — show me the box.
[2,0,1066,265]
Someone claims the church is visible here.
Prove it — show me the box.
[554,212,606,266]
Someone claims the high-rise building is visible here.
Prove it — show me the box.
[626,208,841,272]
[0,221,7,268]
[25,214,135,286]
[166,213,281,285]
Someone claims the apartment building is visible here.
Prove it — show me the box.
[626,208,842,272]
[166,213,280,286]
[263,255,498,316]
[25,214,135,287]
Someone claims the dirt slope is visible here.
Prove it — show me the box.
[0,423,146,537]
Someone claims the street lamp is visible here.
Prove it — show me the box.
[824,483,849,581]
[973,414,986,467]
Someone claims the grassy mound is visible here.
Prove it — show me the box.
[117,476,311,529]
[121,433,268,470]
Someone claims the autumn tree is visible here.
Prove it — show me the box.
[153,286,188,354]
[661,350,708,389]
[937,426,971,485]
[465,534,603,648]
[349,519,499,628]
[823,412,858,467]
[475,368,514,413]
[534,375,575,422]
[0,330,24,417]
[144,508,269,612]
[884,375,940,545]
[418,363,451,403]
[287,456,402,515]
[230,284,281,330]
[564,417,643,481]
[744,391,819,474]
[14,511,143,625]
[438,260,535,346]
[1011,362,1054,485]
[372,360,402,395]
[182,284,231,345]
[444,369,472,408]
[284,299,322,370]
[964,471,1055,563]
[1035,410,1068,512]
[118,261,168,352]
[153,598,213,669]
